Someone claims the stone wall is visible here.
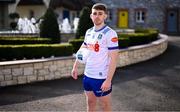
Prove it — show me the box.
[99,0,180,34]
[0,34,168,87]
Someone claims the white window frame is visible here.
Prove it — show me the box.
[135,10,145,23]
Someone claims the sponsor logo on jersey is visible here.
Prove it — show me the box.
[111,37,118,42]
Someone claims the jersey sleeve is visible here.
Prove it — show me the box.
[107,30,119,50]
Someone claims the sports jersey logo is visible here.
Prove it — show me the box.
[87,41,100,52]
[97,34,103,40]
[111,37,118,42]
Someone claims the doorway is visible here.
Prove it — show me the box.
[118,10,128,28]
[167,9,178,33]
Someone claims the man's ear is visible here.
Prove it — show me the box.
[104,14,107,19]
[90,14,93,19]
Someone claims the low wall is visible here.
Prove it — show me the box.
[0,34,168,87]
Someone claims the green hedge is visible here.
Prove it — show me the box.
[69,39,84,53]
[135,28,159,33]
[0,37,52,45]
[69,30,158,53]
[0,44,73,61]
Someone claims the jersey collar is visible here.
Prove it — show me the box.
[94,25,107,32]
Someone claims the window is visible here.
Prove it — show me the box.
[108,9,112,20]
[135,10,146,23]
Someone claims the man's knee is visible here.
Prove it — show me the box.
[87,98,96,106]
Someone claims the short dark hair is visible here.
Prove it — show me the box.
[92,3,108,14]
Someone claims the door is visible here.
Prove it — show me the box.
[167,10,178,33]
[118,10,128,28]
[63,10,70,20]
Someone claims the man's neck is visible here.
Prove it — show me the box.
[94,23,105,31]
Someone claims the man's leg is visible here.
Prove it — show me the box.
[85,91,97,112]
[99,93,112,111]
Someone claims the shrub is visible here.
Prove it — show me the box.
[9,12,20,20]
[118,37,129,49]
[69,39,84,53]
[0,44,73,61]
[135,28,159,33]
[40,8,61,43]
[0,37,51,45]
[75,7,93,39]
[10,22,17,30]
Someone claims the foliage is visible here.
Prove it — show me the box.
[10,22,17,30]
[0,37,51,45]
[0,44,73,61]
[9,12,20,20]
[69,39,84,52]
[75,7,93,39]
[40,8,61,43]
[70,29,159,52]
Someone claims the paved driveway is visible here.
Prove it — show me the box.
[0,36,180,111]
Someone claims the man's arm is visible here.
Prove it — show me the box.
[71,43,87,80]
[101,49,119,91]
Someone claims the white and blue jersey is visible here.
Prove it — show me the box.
[83,25,119,79]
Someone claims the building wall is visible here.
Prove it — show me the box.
[96,0,180,34]
[0,4,10,30]
[16,5,47,19]
[55,7,79,25]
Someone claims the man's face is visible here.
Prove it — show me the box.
[90,9,107,26]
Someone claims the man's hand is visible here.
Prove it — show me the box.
[101,80,111,92]
[71,68,78,80]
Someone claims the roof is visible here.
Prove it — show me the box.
[49,0,94,10]
[18,0,44,5]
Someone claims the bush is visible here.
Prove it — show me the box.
[9,12,20,20]
[135,28,159,33]
[69,39,84,53]
[75,7,93,39]
[0,37,51,45]
[40,8,61,43]
[10,22,17,30]
[70,29,158,52]
[118,37,129,49]
[0,44,73,61]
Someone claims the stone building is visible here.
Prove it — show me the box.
[0,0,93,30]
[0,0,16,29]
[1,0,180,35]
[95,0,180,34]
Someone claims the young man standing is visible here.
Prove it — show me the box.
[71,3,119,111]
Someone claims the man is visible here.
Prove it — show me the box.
[71,3,119,111]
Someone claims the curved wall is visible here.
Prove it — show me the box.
[0,34,168,87]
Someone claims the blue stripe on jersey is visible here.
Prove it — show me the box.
[108,46,119,50]
[102,28,110,34]
[95,25,107,32]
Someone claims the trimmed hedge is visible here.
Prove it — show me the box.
[0,37,51,45]
[69,39,84,53]
[135,28,159,33]
[0,44,73,61]
[69,29,158,53]
[69,37,130,53]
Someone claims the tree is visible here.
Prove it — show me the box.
[40,8,61,43]
[75,7,93,39]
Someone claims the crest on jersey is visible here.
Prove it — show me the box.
[97,34,103,40]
